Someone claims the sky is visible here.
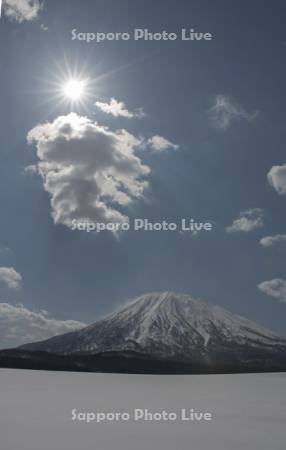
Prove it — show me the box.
[0,0,286,346]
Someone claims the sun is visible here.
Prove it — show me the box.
[35,57,102,116]
[63,79,86,101]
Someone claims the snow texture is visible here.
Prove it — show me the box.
[0,369,285,450]
[23,292,286,359]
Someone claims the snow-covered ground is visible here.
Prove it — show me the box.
[0,369,285,450]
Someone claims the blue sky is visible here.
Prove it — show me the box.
[0,0,286,345]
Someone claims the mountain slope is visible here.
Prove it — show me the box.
[21,292,286,368]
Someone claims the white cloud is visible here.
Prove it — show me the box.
[95,98,145,119]
[0,303,86,349]
[147,135,179,152]
[0,267,22,289]
[27,113,150,230]
[40,23,48,31]
[267,164,286,195]
[226,208,264,233]
[3,0,42,23]
[209,95,257,130]
[258,279,286,303]
[260,234,286,247]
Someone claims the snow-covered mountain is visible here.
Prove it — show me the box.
[22,292,286,366]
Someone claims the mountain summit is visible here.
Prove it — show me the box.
[21,292,286,370]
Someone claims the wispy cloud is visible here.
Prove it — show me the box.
[209,95,257,130]
[40,23,48,31]
[258,279,286,303]
[0,245,12,255]
[260,234,286,247]
[226,208,264,233]
[0,303,86,349]
[95,98,145,119]
[3,0,43,23]
[147,135,179,152]
[0,267,22,289]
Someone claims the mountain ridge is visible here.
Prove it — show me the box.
[21,292,286,366]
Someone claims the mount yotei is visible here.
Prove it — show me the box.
[6,292,285,374]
